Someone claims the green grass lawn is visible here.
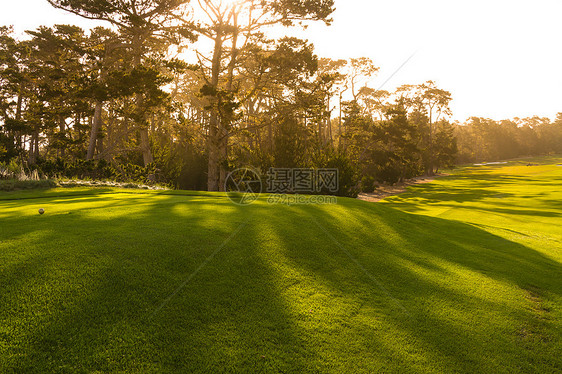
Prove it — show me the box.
[1,157,561,373]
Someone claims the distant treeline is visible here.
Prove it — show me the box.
[454,115,562,164]
[0,1,559,195]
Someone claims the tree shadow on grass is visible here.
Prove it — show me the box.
[0,187,113,202]
[1,192,561,372]
[384,171,562,218]
[316,201,561,295]
[397,185,515,204]
[430,203,560,218]
[270,201,562,372]
[0,193,313,373]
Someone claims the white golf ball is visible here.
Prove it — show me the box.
[38,208,45,215]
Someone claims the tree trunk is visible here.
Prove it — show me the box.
[59,116,66,158]
[318,116,323,146]
[268,121,273,152]
[28,135,35,165]
[206,26,224,191]
[15,89,23,150]
[132,33,153,167]
[87,101,103,160]
[28,129,39,164]
[217,20,239,192]
[338,92,343,149]
[218,130,228,192]
[327,96,333,147]
[140,128,153,165]
[427,112,434,176]
[207,122,220,191]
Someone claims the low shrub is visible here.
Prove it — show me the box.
[0,179,58,192]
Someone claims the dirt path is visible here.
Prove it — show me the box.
[357,174,448,202]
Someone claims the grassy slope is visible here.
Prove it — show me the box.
[0,158,561,373]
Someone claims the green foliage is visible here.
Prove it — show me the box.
[343,100,427,184]
[0,133,17,162]
[271,115,315,168]
[0,158,57,190]
[360,175,376,193]
[0,179,57,191]
[433,120,457,171]
[376,102,423,182]
[46,0,191,31]
[265,0,336,24]
[37,158,115,180]
[312,150,359,197]
[109,65,172,108]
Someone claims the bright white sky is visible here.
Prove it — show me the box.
[1,0,561,122]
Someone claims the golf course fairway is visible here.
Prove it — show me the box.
[0,157,561,373]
